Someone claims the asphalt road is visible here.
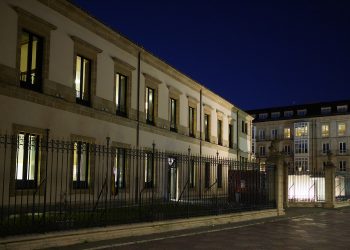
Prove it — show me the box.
[51,207,350,250]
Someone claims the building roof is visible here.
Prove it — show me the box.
[246,99,350,122]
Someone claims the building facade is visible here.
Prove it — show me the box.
[248,100,350,173]
[0,0,254,205]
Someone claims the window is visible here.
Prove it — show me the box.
[271,129,278,140]
[145,87,155,124]
[259,146,266,156]
[229,124,233,148]
[144,152,154,188]
[15,133,40,189]
[271,112,280,119]
[284,128,291,139]
[115,73,127,116]
[295,157,309,172]
[170,98,177,132]
[19,30,43,91]
[75,55,91,106]
[114,148,126,191]
[322,143,330,154]
[217,164,222,188]
[339,161,347,172]
[189,106,195,137]
[339,142,347,154]
[322,124,329,137]
[189,160,195,188]
[259,113,268,119]
[205,162,210,188]
[337,105,348,113]
[284,110,293,117]
[73,141,90,189]
[259,129,265,140]
[338,123,346,136]
[297,109,307,116]
[295,122,308,137]
[321,107,331,114]
[217,120,222,145]
[241,121,248,134]
[295,139,308,154]
[204,114,210,142]
[283,145,291,155]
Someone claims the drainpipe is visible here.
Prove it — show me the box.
[236,110,239,160]
[199,88,202,199]
[135,51,141,202]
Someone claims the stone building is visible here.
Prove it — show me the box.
[248,100,350,173]
[0,0,253,203]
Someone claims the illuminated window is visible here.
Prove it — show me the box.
[339,161,346,172]
[189,106,195,137]
[115,73,127,116]
[321,107,331,114]
[322,124,329,137]
[145,87,155,124]
[322,143,330,154]
[189,160,195,188]
[295,157,309,172]
[170,98,177,132]
[204,114,210,142]
[295,122,308,137]
[339,142,347,154]
[20,30,43,91]
[217,120,222,145]
[73,141,90,189]
[338,123,346,136]
[114,148,126,191]
[75,55,91,106]
[337,105,348,113]
[284,128,291,139]
[144,152,154,188]
[15,133,40,189]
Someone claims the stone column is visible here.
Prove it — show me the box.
[283,162,289,208]
[324,163,336,208]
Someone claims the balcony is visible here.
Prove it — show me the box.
[255,135,293,142]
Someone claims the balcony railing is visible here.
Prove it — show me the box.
[255,135,293,142]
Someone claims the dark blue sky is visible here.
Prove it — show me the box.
[72,0,350,110]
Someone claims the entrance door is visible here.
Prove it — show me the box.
[168,157,177,201]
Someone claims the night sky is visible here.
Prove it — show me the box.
[72,0,350,110]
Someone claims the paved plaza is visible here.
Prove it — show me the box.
[52,207,350,250]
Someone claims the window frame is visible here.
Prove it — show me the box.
[144,151,154,188]
[217,119,223,145]
[189,106,195,137]
[217,164,222,188]
[145,87,155,125]
[115,73,128,116]
[74,55,92,106]
[204,114,210,142]
[170,98,177,132]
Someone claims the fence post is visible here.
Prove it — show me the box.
[43,129,50,226]
[105,137,110,224]
[187,146,191,218]
[283,162,289,208]
[324,154,336,208]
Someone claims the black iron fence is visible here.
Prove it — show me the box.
[335,171,350,201]
[0,135,276,236]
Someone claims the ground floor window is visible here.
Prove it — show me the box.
[73,141,90,189]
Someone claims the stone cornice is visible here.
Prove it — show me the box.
[142,73,162,85]
[70,35,103,54]
[111,56,136,71]
[166,84,182,97]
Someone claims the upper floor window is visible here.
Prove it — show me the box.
[337,105,348,113]
[321,124,329,137]
[271,112,280,119]
[322,143,330,154]
[145,87,155,125]
[20,30,43,92]
[284,110,293,118]
[204,114,210,142]
[259,146,266,156]
[321,107,331,114]
[271,129,278,140]
[115,73,127,116]
[284,128,291,139]
[229,124,233,148]
[15,133,40,189]
[295,139,308,154]
[297,109,307,116]
[217,164,223,188]
[75,55,91,106]
[339,142,347,154]
[114,148,126,191]
[189,106,195,137]
[170,98,177,132]
[259,113,268,119]
[259,129,265,140]
[338,122,346,136]
[241,121,248,134]
[295,122,308,137]
[217,120,223,145]
[73,141,90,189]
[339,161,347,172]
[283,145,291,155]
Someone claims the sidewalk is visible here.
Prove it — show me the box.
[0,207,337,250]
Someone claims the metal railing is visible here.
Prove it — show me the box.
[0,135,276,236]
